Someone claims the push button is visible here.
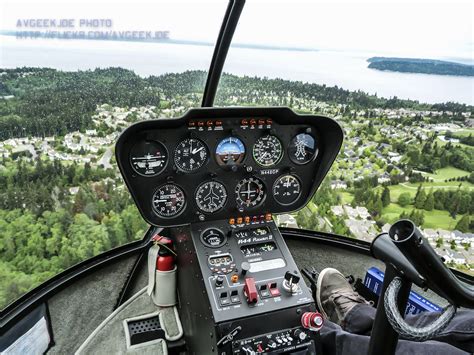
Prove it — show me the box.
[268,282,281,297]
[219,291,231,306]
[259,284,270,298]
[230,290,241,304]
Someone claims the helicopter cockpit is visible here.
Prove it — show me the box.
[0,1,473,355]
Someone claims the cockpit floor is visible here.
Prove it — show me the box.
[285,238,448,307]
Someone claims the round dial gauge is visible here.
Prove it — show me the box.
[130,140,167,176]
[288,133,318,165]
[152,184,186,218]
[235,177,265,209]
[174,138,208,172]
[253,135,283,167]
[200,228,227,248]
[273,175,302,205]
[195,181,228,213]
[215,137,246,166]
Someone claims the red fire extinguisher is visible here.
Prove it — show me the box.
[153,235,175,271]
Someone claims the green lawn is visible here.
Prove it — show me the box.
[436,137,473,150]
[449,129,474,137]
[338,192,463,230]
[382,203,461,230]
[424,166,471,182]
[340,191,353,205]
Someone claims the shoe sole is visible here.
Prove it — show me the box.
[316,267,340,320]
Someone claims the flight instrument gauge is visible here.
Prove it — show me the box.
[152,184,186,218]
[235,177,265,209]
[195,181,228,213]
[130,140,167,176]
[253,135,283,167]
[273,174,302,205]
[174,138,208,172]
[288,133,318,165]
[200,228,227,248]
[215,137,246,166]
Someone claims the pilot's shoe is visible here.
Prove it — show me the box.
[316,268,372,325]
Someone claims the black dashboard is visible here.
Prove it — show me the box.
[115,107,343,227]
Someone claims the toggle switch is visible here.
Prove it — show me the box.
[215,275,224,287]
[283,271,300,294]
[243,277,258,304]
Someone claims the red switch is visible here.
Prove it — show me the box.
[243,277,258,304]
[268,282,281,297]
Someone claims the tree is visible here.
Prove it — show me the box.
[397,192,411,207]
[381,186,391,207]
[435,238,443,248]
[455,215,470,233]
[423,190,434,211]
[414,186,427,209]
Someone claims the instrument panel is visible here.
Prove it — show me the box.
[115,107,343,227]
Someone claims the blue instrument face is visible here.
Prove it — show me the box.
[215,137,246,166]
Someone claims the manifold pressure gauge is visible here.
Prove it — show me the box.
[152,183,186,218]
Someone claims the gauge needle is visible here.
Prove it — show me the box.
[192,147,204,154]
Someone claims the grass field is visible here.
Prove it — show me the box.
[338,191,462,230]
[381,203,461,230]
[335,165,470,230]
[450,129,474,137]
[436,137,473,150]
[424,166,471,182]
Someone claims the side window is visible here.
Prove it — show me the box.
[0,1,226,308]
[215,1,473,275]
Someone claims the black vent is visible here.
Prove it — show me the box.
[127,315,165,345]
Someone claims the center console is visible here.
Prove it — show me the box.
[172,217,318,354]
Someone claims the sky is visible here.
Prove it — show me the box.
[1,0,473,59]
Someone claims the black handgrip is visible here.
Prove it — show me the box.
[371,232,426,288]
[389,219,474,308]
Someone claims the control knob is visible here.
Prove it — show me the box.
[215,275,224,287]
[294,329,307,341]
[241,262,251,276]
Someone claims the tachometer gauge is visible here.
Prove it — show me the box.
[288,133,318,165]
[174,138,208,172]
[253,135,283,167]
[195,181,227,213]
[215,137,246,166]
[235,177,265,209]
[273,175,302,205]
[130,141,167,176]
[152,184,186,218]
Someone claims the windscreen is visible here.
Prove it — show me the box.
[216,0,474,276]
[0,0,227,308]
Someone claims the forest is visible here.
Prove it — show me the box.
[0,158,147,307]
[367,57,474,77]
[2,68,472,140]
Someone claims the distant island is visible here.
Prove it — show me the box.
[367,57,474,77]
